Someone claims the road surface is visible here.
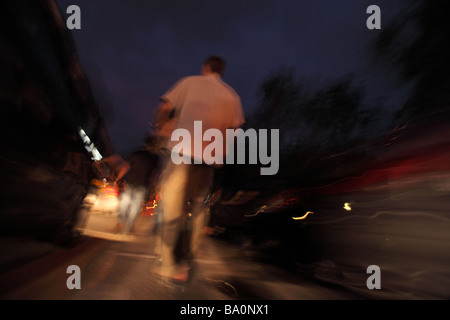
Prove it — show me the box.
[0,212,364,300]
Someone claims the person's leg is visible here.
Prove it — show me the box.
[123,185,146,234]
[158,162,189,278]
[117,186,132,229]
[187,165,214,259]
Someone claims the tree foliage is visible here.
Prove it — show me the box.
[248,69,382,156]
[374,0,450,123]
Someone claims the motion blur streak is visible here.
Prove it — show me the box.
[292,211,314,220]
[305,137,450,298]
[2,0,450,300]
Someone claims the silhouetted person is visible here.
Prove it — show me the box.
[117,136,161,235]
[155,55,245,282]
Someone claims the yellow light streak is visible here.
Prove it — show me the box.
[292,211,314,220]
[145,199,158,210]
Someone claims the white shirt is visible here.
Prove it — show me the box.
[162,73,245,165]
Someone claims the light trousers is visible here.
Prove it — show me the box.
[158,161,214,275]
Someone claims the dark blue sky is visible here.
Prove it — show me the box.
[57,0,410,155]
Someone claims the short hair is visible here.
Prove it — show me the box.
[203,55,226,76]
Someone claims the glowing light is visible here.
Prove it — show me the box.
[292,211,314,220]
[101,186,118,198]
[145,199,158,210]
[343,202,352,211]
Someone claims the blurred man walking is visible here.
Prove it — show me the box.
[155,55,245,282]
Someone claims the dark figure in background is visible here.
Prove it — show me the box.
[117,136,160,235]
[95,153,129,189]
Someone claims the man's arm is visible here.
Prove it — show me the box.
[114,161,130,183]
[155,100,173,132]
[154,100,177,138]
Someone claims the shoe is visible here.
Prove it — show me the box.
[158,262,190,284]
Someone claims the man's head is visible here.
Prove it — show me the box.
[202,55,226,77]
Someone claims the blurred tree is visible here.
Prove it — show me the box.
[302,76,363,150]
[374,0,450,124]
[249,68,303,135]
[249,69,381,153]
[246,68,384,179]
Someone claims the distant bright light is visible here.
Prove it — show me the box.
[292,211,314,220]
[343,202,352,211]
[145,199,158,210]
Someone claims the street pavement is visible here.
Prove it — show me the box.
[0,212,363,300]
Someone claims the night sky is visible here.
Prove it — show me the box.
[56,0,409,156]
